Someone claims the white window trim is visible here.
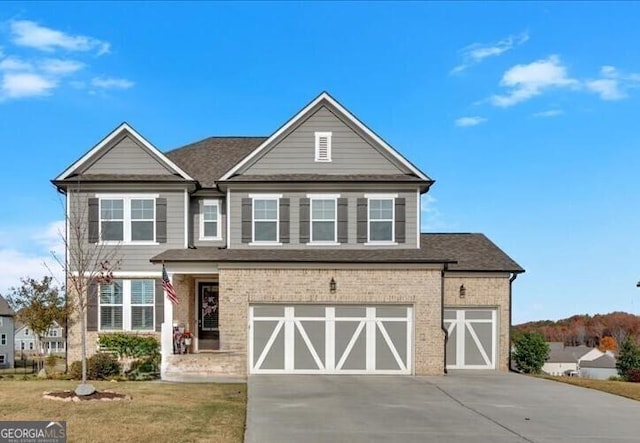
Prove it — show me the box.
[199,199,222,241]
[315,131,332,162]
[251,194,281,244]
[366,196,396,244]
[98,279,155,332]
[96,193,160,245]
[309,195,339,244]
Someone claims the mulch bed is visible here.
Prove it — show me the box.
[43,390,131,402]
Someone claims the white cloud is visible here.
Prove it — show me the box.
[0,56,33,71]
[420,194,452,231]
[533,109,564,118]
[490,55,578,107]
[455,116,487,127]
[39,59,84,75]
[91,76,134,89]
[0,221,65,295]
[9,20,110,55]
[583,65,639,101]
[1,72,57,98]
[451,31,529,74]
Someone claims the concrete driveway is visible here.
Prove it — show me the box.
[246,372,640,443]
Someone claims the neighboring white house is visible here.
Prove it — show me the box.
[580,353,618,380]
[14,321,66,357]
[542,342,616,377]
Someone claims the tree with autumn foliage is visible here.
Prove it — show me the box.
[598,336,617,352]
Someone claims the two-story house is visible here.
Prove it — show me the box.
[53,92,523,380]
[14,321,66,357]
[0,295,15,369]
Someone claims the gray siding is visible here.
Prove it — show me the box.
[580,367,618,380]
[81,134,173,175]
[0,317,15,368]
[241,106,407,175]
[191,197,227,248]
[229,189,418,249]
[69,189,186,271]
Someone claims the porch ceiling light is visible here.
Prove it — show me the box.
[459,285,466,298]
[330,278,337,294]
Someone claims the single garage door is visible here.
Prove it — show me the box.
[444,308,497,369]
[250,305,412,374]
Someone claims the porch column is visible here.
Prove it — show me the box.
[160,272,175,380]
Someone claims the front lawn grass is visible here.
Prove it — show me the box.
[543,376,640,401]
[0,380,246,443]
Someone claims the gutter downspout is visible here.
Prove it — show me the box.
[441,264,448,375]
[508,272,518,372]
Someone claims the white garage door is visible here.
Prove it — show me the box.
[444,308,497,369]
[250,305,412,374]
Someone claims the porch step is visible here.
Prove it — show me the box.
[164,351,246,382]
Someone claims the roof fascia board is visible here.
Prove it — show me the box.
[219,92,431,181]
[55,122,195,181]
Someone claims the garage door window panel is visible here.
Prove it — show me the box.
[294,322,325,370]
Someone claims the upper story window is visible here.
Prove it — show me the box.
[310,195,338,243]
[315,132,332,162]
[100,279,155,331]
[48,329,58,337]
[200,199,221,240]
[1,334,6,345]
[253,196,279,243]
[97,194,159,244]
[24,328,29,336]
[368,197,394,242]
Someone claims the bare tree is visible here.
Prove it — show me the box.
[51,185,120,394]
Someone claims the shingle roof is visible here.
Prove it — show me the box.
[150,233,524,273]
[227,174,427,183]
[165,137,267,188]
[581,353,617,369]
[546,346,593,363]
[0,295,15,316]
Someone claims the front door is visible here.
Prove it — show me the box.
[197,282,219,350]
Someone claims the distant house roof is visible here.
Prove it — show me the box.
[165,137,267,188]
[151,233,524,273]
[581,353,617,369]
[0,295,15,316]
[546,345,593,363]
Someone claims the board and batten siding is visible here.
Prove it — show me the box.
[241,106,408,175]
[228,190,418,249]
[81,134,174,176]
[191,198,227,248]
[69,190,185,271]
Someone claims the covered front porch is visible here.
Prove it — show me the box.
[159,267,245,380]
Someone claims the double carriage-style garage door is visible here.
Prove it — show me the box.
[444,308,497,369]
[249,305,413,374]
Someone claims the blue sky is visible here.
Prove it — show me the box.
[0,2,639,324]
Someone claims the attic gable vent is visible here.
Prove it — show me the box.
[315,131,332,162]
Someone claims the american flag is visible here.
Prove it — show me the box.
[162,264,179,305]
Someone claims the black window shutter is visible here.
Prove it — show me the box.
[155,279,164,332]
[241,198,252,243]
[87,280,98,331]
[88,198,99,243]
[395,197,406,243]
[299,198,310,243]
[156,198,167,243]
[337,198,348,243]
[356,198,367,243]
[279,198,290,243]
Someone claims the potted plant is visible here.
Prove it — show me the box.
[183,331,193,346]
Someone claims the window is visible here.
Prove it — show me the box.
[21,342,24,350]
[0,355,5,364]
[315,132,332,162]
[24,329,29,336]
[311,197,337,243]
[368,198,394,242]
[98,195,158,243]
[100,280,123,330]
[200,200,221,240]
[1,334,5,345]
[29,342,33,350]
[253,197,279,243]
[49,330,58,337]
[99,279,155,331]
[131,280,154,331]
[0,317,3,327]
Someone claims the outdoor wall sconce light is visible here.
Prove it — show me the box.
[330,278,337,293]
[459,285,466,298]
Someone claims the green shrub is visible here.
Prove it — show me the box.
[70,353,121,380]
[97,333,159,359]
[512,332,549,374]
[617,336,640,379]
[608,375,623,381]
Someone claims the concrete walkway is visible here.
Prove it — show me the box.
[246,372,640,443]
